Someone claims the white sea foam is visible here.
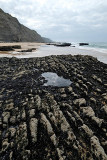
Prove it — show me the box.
[0,45,107,64]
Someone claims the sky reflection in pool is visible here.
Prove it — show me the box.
[41,72,71,87]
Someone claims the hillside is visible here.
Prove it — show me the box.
[0,8,50,42]
[42,37,53,43]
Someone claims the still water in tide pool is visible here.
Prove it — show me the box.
[41,72,71,87]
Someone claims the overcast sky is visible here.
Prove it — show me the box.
[0,0,107,42]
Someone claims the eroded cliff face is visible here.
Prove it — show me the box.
[0,8,44,42]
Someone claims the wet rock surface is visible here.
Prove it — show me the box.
[0,55,107,160]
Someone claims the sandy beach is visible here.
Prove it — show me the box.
[0,43,107,64]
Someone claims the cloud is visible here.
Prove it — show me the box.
[0,0,107,42]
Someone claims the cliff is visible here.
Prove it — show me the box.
[0,8,50,42]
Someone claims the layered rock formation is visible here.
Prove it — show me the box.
[0,8,50,42]
[0,55,107,159]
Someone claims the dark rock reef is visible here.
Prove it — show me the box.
[0,45,21,51]
[0,55,107,160]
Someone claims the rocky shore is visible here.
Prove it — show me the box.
[0,55,107,160]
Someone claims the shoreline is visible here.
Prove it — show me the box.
[0,54,107,159]
[0,42,107,64]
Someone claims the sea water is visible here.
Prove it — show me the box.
[87,42,107,49]
[77,42,107,54]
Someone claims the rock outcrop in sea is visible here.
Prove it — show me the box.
[0,55,107,159]
[0,8,51,43]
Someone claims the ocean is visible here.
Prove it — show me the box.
[87,42,107,49]
[75,42,107,54]
[73,42,107,49]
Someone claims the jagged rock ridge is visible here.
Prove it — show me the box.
[0,8,50,42]
[0,55,107,159]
